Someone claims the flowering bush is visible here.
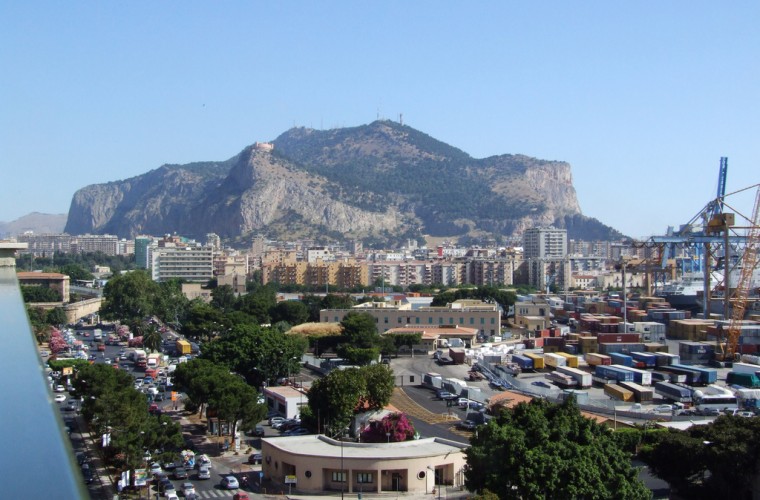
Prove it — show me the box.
[360,413,416,443]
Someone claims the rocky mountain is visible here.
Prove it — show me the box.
[0,212,68,238]
[65,121,624,245]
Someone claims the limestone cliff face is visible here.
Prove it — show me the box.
[64,121,620,243]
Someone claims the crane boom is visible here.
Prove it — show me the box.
[724,186,760,360]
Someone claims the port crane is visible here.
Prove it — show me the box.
[718,185,760,361]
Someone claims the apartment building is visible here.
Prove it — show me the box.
[151,245,214,283]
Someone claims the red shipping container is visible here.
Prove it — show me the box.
[533,337,544,348]
[739,344,758,354]
[538,329,550,338]
[596,333,641,343]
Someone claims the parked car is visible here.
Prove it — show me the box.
[173,467,188,479]
[197,466,211,480]
[248,453,263,465]
[457,398,469,408]
[165,491,179,500]
[195,454,211,469]
[655,404,674,413]
[149,462,163,475]
[233,493,250,500]
[436,390,455,400]
[457,420,477,431]
[283,427,309,436]
[252,424,265,437]
[55,394,67,403]
[221,475,239,489]
[181,482,196,496]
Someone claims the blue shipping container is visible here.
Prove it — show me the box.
[512,355,534,370]
[595,365,635,382]
[630,352,657,368]
[609,352,634,367]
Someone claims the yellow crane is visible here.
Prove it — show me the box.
[720,186,760,361]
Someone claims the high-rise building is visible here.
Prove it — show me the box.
[523,227,567,259]
[151,245,214,283]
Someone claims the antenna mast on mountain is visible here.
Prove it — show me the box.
[399,113,403,126]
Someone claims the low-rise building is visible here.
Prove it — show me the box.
[261,435,468,495]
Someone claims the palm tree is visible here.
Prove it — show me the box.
[142,323,162,353]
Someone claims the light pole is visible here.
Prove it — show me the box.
[340,432,345,500]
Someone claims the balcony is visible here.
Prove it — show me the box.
[0,242,86,497]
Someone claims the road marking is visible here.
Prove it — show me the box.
[390,388,460,424]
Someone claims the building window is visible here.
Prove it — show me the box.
[332,472,346,482]
[449,317,454,324]
[415,317,420,324]
[480,318,485,324]
[357,473,373,484]
[459,317,464,324]
[428,317,433,324]
[469,318,474,325]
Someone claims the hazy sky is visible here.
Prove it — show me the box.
[2,2,758,239]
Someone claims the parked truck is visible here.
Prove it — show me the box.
[594,365,634,383]
[556,366,592,388]
[654,381,693,403]
[630,352,657,368]
[422,372,443,390]
[449,347,466,364]
[555,352,579,368]
[525,352,545,370]
[611,365,652,386]
[176,339,192,356]
[512,355,534,371]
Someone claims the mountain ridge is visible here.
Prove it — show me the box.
[64,120,624,245]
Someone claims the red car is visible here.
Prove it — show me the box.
[233,494,250,500]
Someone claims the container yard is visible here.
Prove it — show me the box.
[610,365,653,386]
[556,365,592,388]
[524,352,545,370]
[584,352,611,366]
[654,382,693,403]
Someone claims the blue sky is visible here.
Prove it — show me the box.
[2,2,758,239]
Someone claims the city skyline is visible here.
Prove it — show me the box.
[2,2,759,239]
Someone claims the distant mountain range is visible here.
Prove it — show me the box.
[64,121,624,246]
[0,212,67,238]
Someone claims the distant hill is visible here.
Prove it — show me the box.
[65,121,624,245]
[0,212,68,238]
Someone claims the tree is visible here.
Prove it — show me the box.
[640,415,760,499]
[211,285,237,312]
[465,398,651,499]
[271,301,309,326]
[307,368,366,435]
[199,324,308,387]
[101,270,160,322]
[236,286,277,324]
[46,307,67,327]
[59,263,95,282]
[338,312,381,365]
[359,364,395,410]
[21,285,60,302]
[141,323,162,353]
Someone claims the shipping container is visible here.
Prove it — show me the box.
[525,352,545,370]
[659,365,701,385]
[594,365,634,383]
[732,362,760,375]
[610,364,652,386]
[630,352,657,368]
[442,378,468,396]
[604,383,634,402]
[597,333,642,344]
[618,381,654,403]
[686,366,718,385]
[654,382,693,403]
[609,352,634,367]
[546,371,577,388]
[598,342,647,355]
[556,365,592,388]
[449,347,466,364]
[512,354,534,371]
[726,372,760,388]
[654,352,677,367]
[585,353,612,366]
[555,352,579,368]
[544,352,567,368]
[422,372,443,390]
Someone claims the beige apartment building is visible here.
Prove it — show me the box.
[320,300,501,337]
[261,435,468,495]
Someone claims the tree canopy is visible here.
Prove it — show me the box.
[465,398,651,500]
[304,364,394,436]
[640,415,760,499]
